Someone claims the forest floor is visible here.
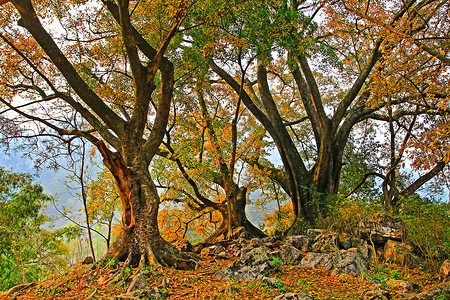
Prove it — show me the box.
[0,255,444,300]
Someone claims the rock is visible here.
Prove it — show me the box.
[273,292,315,300]
[440,260,450,282]
[6,283,37,296]
[173,239,193,252]
[384,240,413,265]
[331,249,369,277]
[286,235,311,252]
[215,247,273,280]
[300,252,334,270]
[301,249,368,276]
[361,289,391,300]
[262,235,280,244]
[279,244,304,265]
[356,213,407,244]
[312,233,340,253]
[386,279,415,292]
[262,276,282,287]
[250,238,262,248]
[81,256,94,265]
[127,273,150,294]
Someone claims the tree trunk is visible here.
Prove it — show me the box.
[98,142,195,270]
[201,185,265,244]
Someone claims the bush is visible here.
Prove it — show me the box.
[316,196,382,235]
[399,196,450,269]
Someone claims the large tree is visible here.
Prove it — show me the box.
[0,0,195,269]
[200,0,449,231]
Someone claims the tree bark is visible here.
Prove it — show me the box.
[98,141,195,269]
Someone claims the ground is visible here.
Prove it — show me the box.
[0,255,444,300]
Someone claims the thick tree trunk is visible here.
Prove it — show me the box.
[98,142,195,270]
[201,185,265,244]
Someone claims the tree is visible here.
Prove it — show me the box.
[197,0,449,231]
[155,76,267,243]
[0,0,195,269]
[0,167,68,291]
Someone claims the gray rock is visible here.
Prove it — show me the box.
[332,249,369,277]
[279,244,304,265]
[286,235,311,252]
[127,273,150,293]
[262,235,280,244]
[261,276,282,287]
[215,247,273,280]
[356,213,407,244]
[273,292,315,300]
[301,249,368,276]
[300,252,334,270]
[312,233,340,253]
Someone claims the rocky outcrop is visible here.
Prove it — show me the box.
[215,247,274,280]
[279,244,304,265]
[300,249,369,276]
[355,213,407,244]
[311,233,340,253]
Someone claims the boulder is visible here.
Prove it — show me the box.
[331,249,369,277]
[355,213,407,244]
[279,244,304,265]
[286,235,311,252]
[127,273,150,294]
[300,252,334,271]
[384,240,414,265]
[301,249,368,277]
[312,233,340,253]
[215,247,274,280]
[273,292,315,300]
